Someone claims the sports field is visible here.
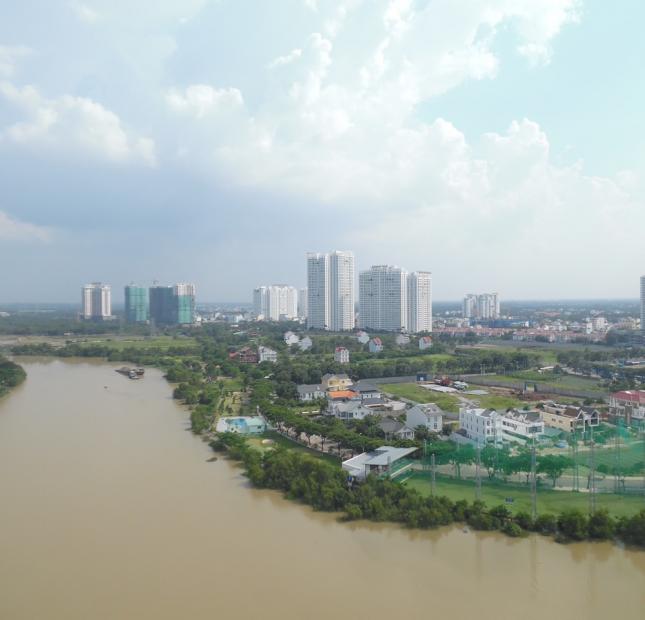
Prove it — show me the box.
[401,471,645,517]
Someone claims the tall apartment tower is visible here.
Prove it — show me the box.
[81,283,111,320]
[359,266,408,332]
[298,287,308,319]
[407,271,432,333]
[253,286,269,318]
[124,285,149,323]
[329,251,355,331]
[307,253,330,329]
[266,285,298,321]
[464,293,500,320]
[641,275,645,335]
[306,251,355,331]
[149,285,176,325]
[174,283,196,325]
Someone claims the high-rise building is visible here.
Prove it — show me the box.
[175,283,196,325]
[463,293,500,320]
[641,276,645,335]
[149,283,196,325]
[253,286,269,318]
[359,265,408,332]
[407,272,432,333]
[81,283,111,320]
[306,251,355,331]
[329,251,355,331]
[253,285,298,321]
[149,285,176,325]
[298,287,308,319]
[266,285,298,321]
[307,253,330,330]
[124,285,149,323]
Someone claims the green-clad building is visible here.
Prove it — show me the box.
[124,285,149,323]
[148,283,196,325]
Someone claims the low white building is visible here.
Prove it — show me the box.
[500,409,544,443]
[298,336,313,351]
[329,400,377,421]
[406,404,443,433]
[284,331,300,346]
[395,333,410,346]
[258,346,278,363]
[378,417,415,440]
[459,408,502,446]
[297,384,326,402]
[369,337,383,353]
[342,446,418,481]
[334,347,350,364]
[356,330,370,344]
[418,336,433,350]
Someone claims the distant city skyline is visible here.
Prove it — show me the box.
[1,2,644,302]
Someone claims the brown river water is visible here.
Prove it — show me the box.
[1,359,644,620]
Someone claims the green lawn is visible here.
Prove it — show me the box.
[402,472,645,517]
[469,393,526,411]
[574,441,645,471]
[246,431,340,464]
[74,335,200,351]
[480,371,606,395]
[380,383,461,412]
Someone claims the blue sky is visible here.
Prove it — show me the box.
[0,0,643,303]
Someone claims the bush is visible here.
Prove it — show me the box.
[534,514,557,534]
[502,521,526,538]
[557,510,588,542]
[588,510,615,540]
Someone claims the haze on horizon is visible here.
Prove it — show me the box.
[1,1,644,304]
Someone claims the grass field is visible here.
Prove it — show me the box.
[479,371,606,394]
[469,393,526,411]
[402,472,645,517]
[380,383,461,412]
[574,441,645,471]
[73,335,200,351]
[246,431,340,464]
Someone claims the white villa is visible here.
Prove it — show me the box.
[406,403,443,433]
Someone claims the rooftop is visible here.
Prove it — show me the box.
[342,446,417,470]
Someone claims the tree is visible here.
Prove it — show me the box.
[537,455,573,487]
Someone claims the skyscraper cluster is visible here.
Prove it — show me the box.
[303,252,432,333]
[463,293,500,320]
[307,251,355,331]
[81,283,112,320]
[358,266,432,332]
[120,283,196,325]
[253,285,299,321]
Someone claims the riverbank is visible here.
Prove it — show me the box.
[0,356,26,398]
[211,430,645,548]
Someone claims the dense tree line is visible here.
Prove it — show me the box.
[212,432,645,547]
[0,356,26,397]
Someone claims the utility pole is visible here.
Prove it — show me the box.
[530,437,537,521]
[431,453,436,496]
[589,424,596,515]
[476,444,482,501]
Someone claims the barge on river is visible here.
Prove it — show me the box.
[115,367,145,380]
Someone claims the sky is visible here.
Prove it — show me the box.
[1,0,644,303]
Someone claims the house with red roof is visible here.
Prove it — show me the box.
[609,390,645,425]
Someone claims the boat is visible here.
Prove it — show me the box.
[115,366,144,379]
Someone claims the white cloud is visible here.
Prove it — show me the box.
[166,84,244,118]
[0,46,32,78]
[70,2,101,24]
[268,48,303,69]
[0,211,51,242]
[0,82,156,166]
